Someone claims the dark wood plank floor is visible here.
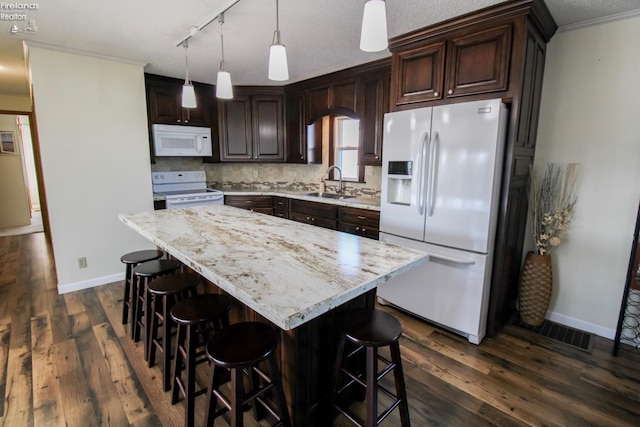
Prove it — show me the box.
[1,232,639,426]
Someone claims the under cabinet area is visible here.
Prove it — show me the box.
[218,88,285,162]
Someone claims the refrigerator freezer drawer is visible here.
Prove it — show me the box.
[377,233,492,344]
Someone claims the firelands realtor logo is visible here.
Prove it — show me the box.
[1,2,39,34]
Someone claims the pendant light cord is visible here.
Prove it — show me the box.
[183,40,191,85]
[219,14,226,70]
[272,0,281,45]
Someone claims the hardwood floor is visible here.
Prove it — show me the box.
[1,232,639,426]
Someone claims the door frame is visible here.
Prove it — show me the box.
[0,109,50,240]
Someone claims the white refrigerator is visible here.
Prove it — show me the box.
[377,98,507,344]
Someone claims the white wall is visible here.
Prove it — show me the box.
[0,114,30,228]
[534,15,640,338]
[29,47,155,293]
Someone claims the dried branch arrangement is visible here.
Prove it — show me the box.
[529,162,580,255]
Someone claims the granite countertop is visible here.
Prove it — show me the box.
[119,205,426,330]
[213,186,381,211]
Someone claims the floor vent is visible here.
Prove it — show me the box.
[516,318,594,353]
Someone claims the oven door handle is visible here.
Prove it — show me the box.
[166,195,222,205]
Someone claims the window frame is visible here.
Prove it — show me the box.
[329,115,364,183]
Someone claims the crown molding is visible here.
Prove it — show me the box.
[558,8,640,33]
[24,41,147,67]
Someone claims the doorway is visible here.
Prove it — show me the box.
[0,112,43,237]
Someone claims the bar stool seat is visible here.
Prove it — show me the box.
[170,294,231,427]
[120,249,163,325]
[147,272,201,391]
[204,322,291,427]
[331,308,411,427]
[132,259,181,362]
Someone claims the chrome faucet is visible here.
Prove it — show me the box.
[325,165,343,194]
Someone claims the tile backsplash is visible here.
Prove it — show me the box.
[152,158,382,197]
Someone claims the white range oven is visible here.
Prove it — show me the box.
[152,171,223,209]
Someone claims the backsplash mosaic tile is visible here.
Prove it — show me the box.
[152,158,382,197]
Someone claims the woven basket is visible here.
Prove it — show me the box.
[518,251,552,326]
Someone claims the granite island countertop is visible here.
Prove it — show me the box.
[119,205,426,330]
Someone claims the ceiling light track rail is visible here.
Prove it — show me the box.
[173,0,240,47]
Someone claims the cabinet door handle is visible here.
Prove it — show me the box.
[375,156,379,159]
[448,89,454,95]
[177,119,182,123]
[434,91,439,97]
[357,216,366,220]
[355,226,360,231]
[247,155,251,158]
[362,228,367,233]
[300,155,303,159]
[311,217,315,222]
[277,201,284,205]
[306,216,311,221]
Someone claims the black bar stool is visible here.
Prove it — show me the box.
[131,259,181,362]
[120,249,164,325]
[331,308,411,427]
[170,294,231,427]
[204,321,291,427]
[147,272,201,391]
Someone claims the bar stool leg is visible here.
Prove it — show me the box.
[331,334,347,400]
[148,292,160,368]
[143,278,152,361]
[230,367,244,427]
[390,342,411,427]
[160,295,173,392]
[131,275,141,341]
[122,263,132,324]
[171,324,185,405]
[365,346,378,427]
[185,324,197,427]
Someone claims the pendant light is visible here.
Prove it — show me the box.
[216,13,233,99]
[181,40,197,108]
[268,0,289,81]
[360,0,388,52]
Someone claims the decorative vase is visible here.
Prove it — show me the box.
[518,251,553,326]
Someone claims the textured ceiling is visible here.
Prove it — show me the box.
[0,0,638,97]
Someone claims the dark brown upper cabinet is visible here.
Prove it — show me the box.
[391,21,513,108]
[445,24,512,98]
[146,74,211,127]
[218,88,285,162]
[360,71,389,166]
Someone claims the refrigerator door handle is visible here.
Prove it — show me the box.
[427,131,439,217]
[416,131,429,215]
[428,252,476,265]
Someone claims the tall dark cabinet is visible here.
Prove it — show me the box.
[388,0,557,337]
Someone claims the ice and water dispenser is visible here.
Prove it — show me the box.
[386,161,413,206]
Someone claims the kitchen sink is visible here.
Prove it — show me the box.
[303,192,355,200]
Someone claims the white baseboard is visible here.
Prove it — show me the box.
[546,310,616,340]
[57,272,125,294]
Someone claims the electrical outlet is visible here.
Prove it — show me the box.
[253,170,259,179]
[78,257,87,269]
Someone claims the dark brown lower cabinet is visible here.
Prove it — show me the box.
[290,199,338,230]
[224,195,274,215]
[339,206,380,239]
[273,196,290,219]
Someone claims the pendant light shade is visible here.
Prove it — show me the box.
[268,0,289,81]
[181,40,197,108]
[216,70,233,99]
[216,14,234,99]
[268,43,289,81]
[360,0,388,52]
[181,83,197,108]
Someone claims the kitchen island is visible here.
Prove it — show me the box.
[119,205,427,425]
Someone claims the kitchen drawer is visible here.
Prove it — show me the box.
[339,207,380,229]
[225,195,273,209]
[339,223,379,240]
[274,209,289,219]
[273,196,290,209]
[290,199,338,219]
[250,207,274,215]
[291,212,337,230]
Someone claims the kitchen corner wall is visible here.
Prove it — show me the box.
[533,13,640,338]
[152,158,382,197]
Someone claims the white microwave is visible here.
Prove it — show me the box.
[152,124,212,157]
